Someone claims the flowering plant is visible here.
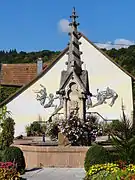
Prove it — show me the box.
[84,163,135,180]
[0,161,20,179]
[59,115,98,146]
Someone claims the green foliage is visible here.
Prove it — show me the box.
[98,120,121,136]
[25,125,31,136]
[110,110,135,164]
[102,45,135,77]
[30,121,42,134]
[0,117,15,150]
[0,45,135,78]
[46,121,60,140]
[0,105,11,122]
[0,150,3,161]
[84,109,135,176]
[110,120,122,132]
[84,144,111,172]
[2,146,26,175]
[25,121,46,136]
[0,86,20,103]
[0,49,60,64]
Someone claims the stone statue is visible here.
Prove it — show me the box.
[44,93,58,109]
[35,84,64,117]
[49,95,64,119]
[34,84,47,106]
[92,87,118,107]
[35,85,59,109]
[54,95,64,112]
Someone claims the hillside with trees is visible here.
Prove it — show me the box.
[0,45,135,77]
[0,45,135,104]
[0,49,60,64]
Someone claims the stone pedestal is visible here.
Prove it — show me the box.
[58,132,70,146]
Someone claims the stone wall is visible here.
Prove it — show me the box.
[14,145,89,169]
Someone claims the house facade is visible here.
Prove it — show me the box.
[0,10,134,137]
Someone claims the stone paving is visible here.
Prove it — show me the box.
[21,168,85,180]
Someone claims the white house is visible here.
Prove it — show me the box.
[0,32,134,137]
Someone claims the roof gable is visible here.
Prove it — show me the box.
[81,33,135,81]
[0,33,134,107]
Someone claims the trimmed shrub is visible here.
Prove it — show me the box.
[84,144,111,172]
[2,146,26,175]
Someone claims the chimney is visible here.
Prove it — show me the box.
[37,58,43,75]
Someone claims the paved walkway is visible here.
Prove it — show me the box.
[21,168,85,180]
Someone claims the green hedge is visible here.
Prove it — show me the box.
[2,146,26,175]
[84,144,111,172]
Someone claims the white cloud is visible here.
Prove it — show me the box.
[95,38,135,50]
[58,19,71,33]
[57,20,135,50]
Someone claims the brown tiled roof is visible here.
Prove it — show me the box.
[0,63,48,86]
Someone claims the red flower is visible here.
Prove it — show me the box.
[6,162,13,166]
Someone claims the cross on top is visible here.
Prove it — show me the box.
[69,7,79,27]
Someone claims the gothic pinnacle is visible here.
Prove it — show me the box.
[69,7,80,28]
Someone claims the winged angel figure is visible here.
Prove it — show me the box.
[34,84,63,110]
[92,87,118,108]
[86,87,118,109]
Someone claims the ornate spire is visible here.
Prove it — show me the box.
[69,7,79,30]
[66,7,83,75]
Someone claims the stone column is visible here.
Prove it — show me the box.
[79,98,86,120]
[63,97,67,119]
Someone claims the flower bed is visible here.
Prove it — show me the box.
[84,162,135,180]
[0,161,20,179]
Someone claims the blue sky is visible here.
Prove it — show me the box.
[0,0,135,52]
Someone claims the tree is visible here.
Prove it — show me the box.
[25,121,47,136]
[0,49,60,64]
[0,86,19,104]
[0,117,15,150]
